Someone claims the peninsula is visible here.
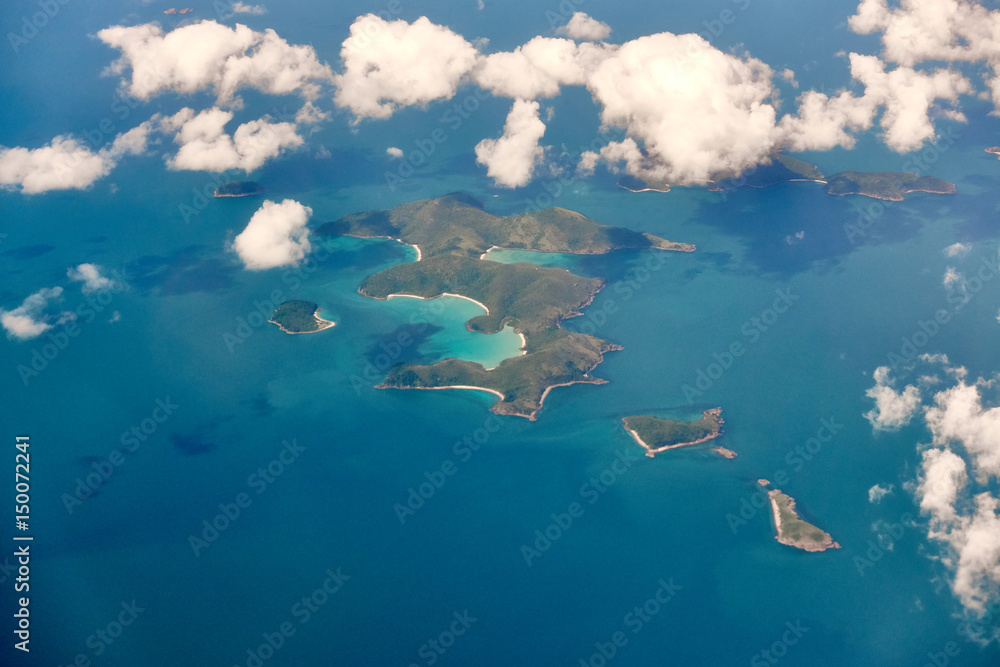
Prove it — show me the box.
[621,408,724,457]
[316,193,693,420]
[269,300,334,334]
[758,480,840,552]
[214,181,265,197]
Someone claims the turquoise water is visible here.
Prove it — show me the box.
[2,1,1000,666]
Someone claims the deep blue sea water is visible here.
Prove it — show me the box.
[3,1,1000,665]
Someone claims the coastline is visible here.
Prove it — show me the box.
[622,407,724,457]
[344,234,422,261]
[268,314,335,335]
[384,292,490,315]
[767,489,840,552]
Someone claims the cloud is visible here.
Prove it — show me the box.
[0,122,151,194]
[475,99,546,188]
[97,20,333,105]
[868,484,895,503]
[943,267,967,290]
[865,357,1000,612]
[232,199,312,269]
[848,54,970,152]
[849,0,1000,114]
[583,32,779,185]
[1,287,66,340]
[945,242,972,258]
[67,264,120,294]
[556,12,611,41]
[333,15,479,120]
[864,365,922,430]
[474,37,607,99]
[230,2,267,14]
[386,146,404,158]
[161,107,302,172]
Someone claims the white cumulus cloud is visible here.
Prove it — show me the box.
[1,287,66,340]
[868,484,895,503]
[230,2,267,15]
[475,99,546,188]
[865,365,922,430]
[333,15,479,120]
[232,199,312,270]
[161,107,302,172]
[583,32,779,185]
[0,123,152,194]
[556,12,611,41]
[67,264,119,294]
[97,20,333,105]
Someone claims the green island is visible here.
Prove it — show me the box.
[758,480,840,552]
[824,171,955,201]
[269,300,335,334]
[621,408,725,457]
[214,181,265,197]
[316,193,693,419]
[624,153,955,201]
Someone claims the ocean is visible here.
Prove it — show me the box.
[2,0,1000,665]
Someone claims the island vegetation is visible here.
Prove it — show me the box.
[621,408,724,457]
[316,193,693,419]
[214,181,265,197]
[625,152,955,201]
[759,481,839,552]
[824,171,955,201]
[269,300,334,334]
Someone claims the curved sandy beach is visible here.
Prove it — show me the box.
[385,292,490,315]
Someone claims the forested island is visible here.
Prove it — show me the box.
[758,480,840,552]
[824,171,955,201]
[316,193,693,419]
[214,181,265,197]
[269,300,334,334]
[622,408,725,457]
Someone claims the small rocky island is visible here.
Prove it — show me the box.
[621,408,725,457]
[269,300,334,334]
[986,146,1000,158]
[758,480,840,553]
[214,181,265,197]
